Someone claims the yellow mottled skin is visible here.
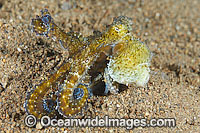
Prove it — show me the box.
[107,39,151,87]
[25,9,151,119]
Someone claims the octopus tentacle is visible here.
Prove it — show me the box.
[31,9,87,56]
[57,84,92,117]
[24,61,71,119]
[25,9,137,119]
[56,16,134,117]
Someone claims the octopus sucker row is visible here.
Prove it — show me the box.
[25,9,151,120]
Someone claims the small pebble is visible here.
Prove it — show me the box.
[36,122,43,130]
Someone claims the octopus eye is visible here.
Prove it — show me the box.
[73,88,84,100]
[115,27,119,32]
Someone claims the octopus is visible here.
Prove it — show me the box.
[24,9,151,120]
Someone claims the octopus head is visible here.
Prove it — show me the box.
[106,16,133,42]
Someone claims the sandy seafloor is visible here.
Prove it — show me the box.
[0,0,199,132]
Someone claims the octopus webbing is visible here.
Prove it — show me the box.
[24,9,151,119]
